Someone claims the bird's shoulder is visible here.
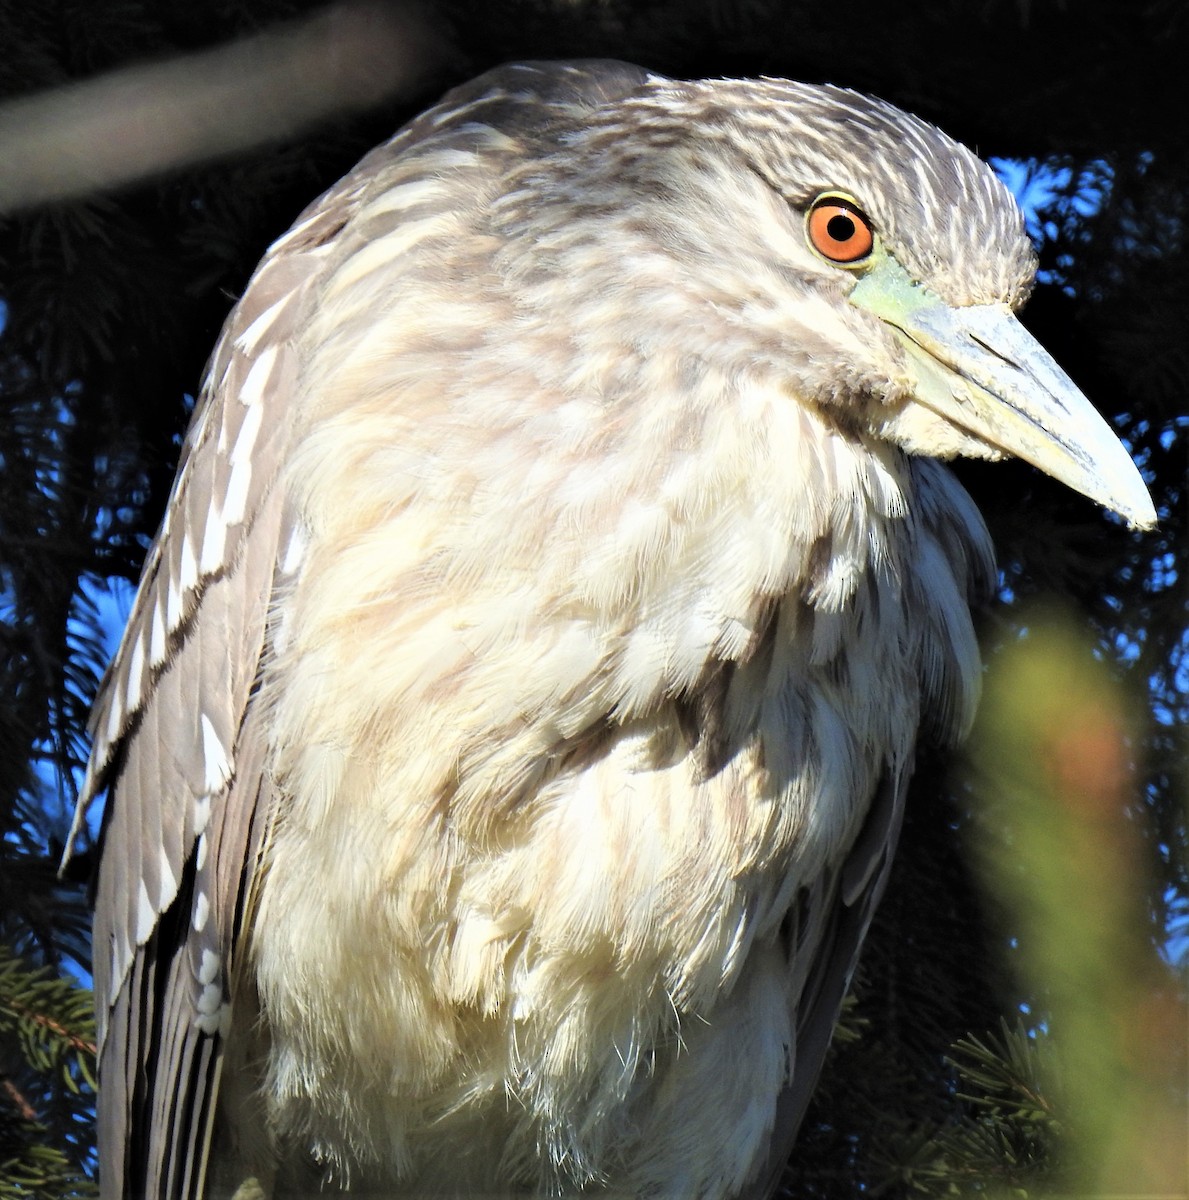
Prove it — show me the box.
[71,60,648,826]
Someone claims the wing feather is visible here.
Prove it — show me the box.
[81,217,357,1200]
[743,768,911,1200]
[71,58,657,1199]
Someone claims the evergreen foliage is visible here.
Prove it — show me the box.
[891,1021,1062,1196]
[0,945,96,1197]
[1,1,1184,1194]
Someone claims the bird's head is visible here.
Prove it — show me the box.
[528,74,1155,530]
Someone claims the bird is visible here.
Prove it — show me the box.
[67,59,1155,1200]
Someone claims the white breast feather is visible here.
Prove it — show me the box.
[239,145,991,1196]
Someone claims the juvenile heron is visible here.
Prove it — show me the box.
[70,60,1154,1199]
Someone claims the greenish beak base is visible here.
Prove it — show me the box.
[850,254,1156,530]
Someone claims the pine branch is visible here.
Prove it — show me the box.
[0,943,96,1092]
[948,1020,1060,1126]
[1,1077,38,1123]
[0,1121,98,1200]
[864,1020,1065,1198]
[0,944,97,1192]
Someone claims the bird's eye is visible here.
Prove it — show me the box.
[806,195,874,264]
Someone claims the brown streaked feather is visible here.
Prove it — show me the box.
[74,59,659,1199]
[70,55,1025,1199]
[91,507,290,1197]
[81,184,368,1200]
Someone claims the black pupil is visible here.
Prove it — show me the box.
[826,212,856,243]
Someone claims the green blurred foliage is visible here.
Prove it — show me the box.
[968,607,1187,1197]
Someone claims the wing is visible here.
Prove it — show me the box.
[746,459,995,1200]
[743,767,910,1200]
[67,59,654,1199]
[78,184,350,1198]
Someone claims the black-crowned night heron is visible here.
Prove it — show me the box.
[69,59,1154,1199]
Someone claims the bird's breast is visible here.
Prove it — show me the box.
[250,624,907,1188]
[243,344,990,1185]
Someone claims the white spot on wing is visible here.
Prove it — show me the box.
[179,535,199,593]
[280,524,308,577]
[166,571,185,631]
[195,831,209,870]
[125,631,146,713]
[221,404,264,526]
[200,715,233,793]
[104,692,124,747]
[149,593,168,667]
[235,300,287,355]
[198,949,221,986]
[158,845,178,909]
[199,502,228,574]
[193,891,210,932]
[194,982,227,1035]
[238,344,279,409]
[136,879,155,944]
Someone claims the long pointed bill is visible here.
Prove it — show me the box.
[850,255,1156,530]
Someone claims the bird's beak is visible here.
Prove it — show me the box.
[850,255,1156,530]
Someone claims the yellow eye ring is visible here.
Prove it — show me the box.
[806,194,874,264]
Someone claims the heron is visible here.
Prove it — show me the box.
[68,59,1154,1199]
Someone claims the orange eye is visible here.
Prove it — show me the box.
[806,196,874,264]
